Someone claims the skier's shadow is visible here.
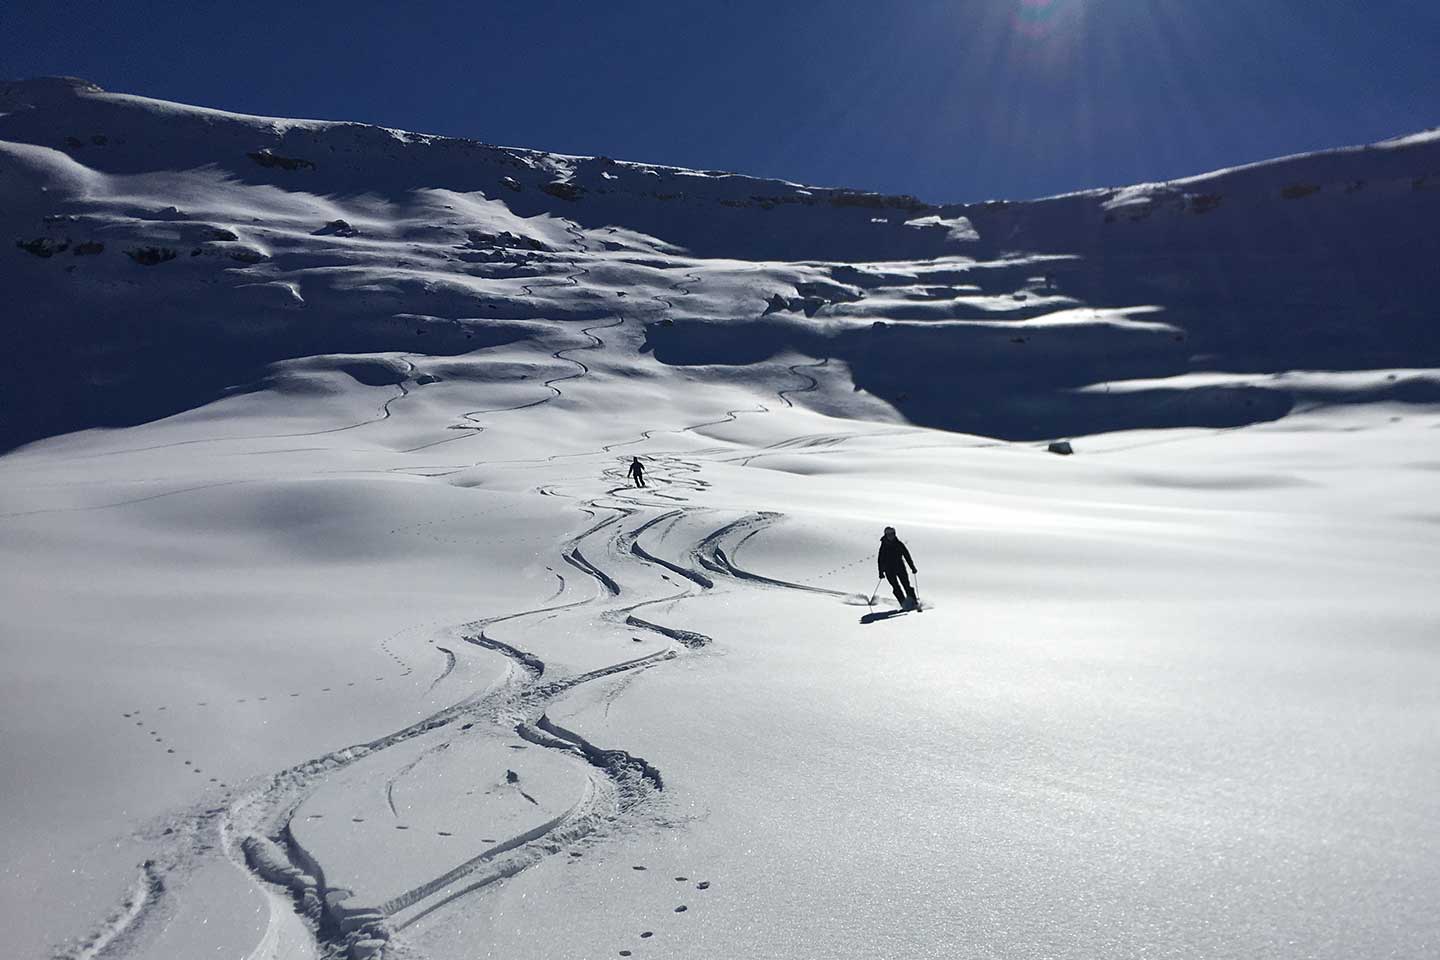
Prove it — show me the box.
[859,609,908,624]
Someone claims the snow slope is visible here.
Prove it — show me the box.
[1,79,1438,960]
[4,77,1439,452]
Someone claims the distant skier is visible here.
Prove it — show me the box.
[628,457,646,487]
[877,526,918,609]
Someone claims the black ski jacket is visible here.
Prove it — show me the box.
[877,538,916,577]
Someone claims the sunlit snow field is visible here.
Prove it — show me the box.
[5,339,1437,959]
[2,79,1438,960]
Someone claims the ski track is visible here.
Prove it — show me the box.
[620,510,714,589]
[60,862,164,960]
[399,314,622,454]
[0,477,264,523]
[65,272,856,959]
[694,512,855,599]
[777,357,828,409]
[426,647,457,693]
[78,485,804,960]
[43,356,421,464]
[215,459,743,956]
[599,404,771,455]
[44,431,848,960]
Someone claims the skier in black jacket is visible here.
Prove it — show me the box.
[628,457,646,487]
[877,526,918,608]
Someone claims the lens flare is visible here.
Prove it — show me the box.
[1014,0,1069,39]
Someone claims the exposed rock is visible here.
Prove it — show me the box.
[73,240,104,255]
[763,290,834,317]
[314,219,358,237]
[247,149,315,171]
[541,180,583,201]
[500,176,521,191]
[829,190,930,212]
[747,193,820,210]
[796,280,863,303]
[467,229,545,252]
[228,247,267,265]
[1188,193,1222,214]
[1280,183,1320,200]
[124,205,184,222]
[16,237,67,257]
[794,296,826,316]
[1047,441,1074,456]
[125,246,178,265]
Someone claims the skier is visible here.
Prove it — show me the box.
[628,457,646,487]
[877,526,918,609]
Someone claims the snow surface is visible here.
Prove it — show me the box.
[1,78,1438,960]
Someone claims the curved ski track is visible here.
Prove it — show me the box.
[66,259,882,960]
[211,455,807,959]
[778,357,828,409]
[44,358,423,465]
[400,313,621,454]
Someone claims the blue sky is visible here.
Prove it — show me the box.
[3,0,1436,202]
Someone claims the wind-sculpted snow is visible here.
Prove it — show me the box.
[4,78,1440,450]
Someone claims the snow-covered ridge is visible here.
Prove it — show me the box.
[3,76,1439,453]
[0,77,934,232]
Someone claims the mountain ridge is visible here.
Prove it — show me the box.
[3,77,1438,453]
[6,75,1437,206]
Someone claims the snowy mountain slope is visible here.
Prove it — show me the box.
[3,77,1439,452]
[2,79,1438,960]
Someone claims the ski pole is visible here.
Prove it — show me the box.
[867,578,881,607]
